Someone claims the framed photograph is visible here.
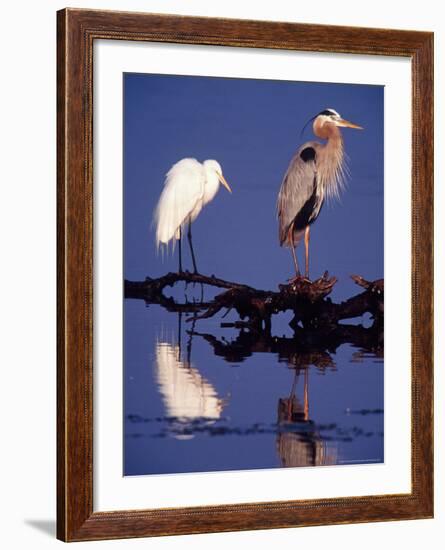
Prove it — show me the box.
[57,8,433,542]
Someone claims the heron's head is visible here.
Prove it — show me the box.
[203,160,232,193]
[313,108,363,137]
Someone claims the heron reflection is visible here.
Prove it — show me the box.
[277,366,337,468]
[190,326,383,467]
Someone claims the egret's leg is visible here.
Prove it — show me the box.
[188,221,198,274]
[177,312,182,361]
[186,317,196,366]
[304,226,310,279]
[178,226,183,273]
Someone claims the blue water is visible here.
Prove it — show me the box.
[123,72,384,476]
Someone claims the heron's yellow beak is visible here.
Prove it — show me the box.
[218,173,232,193]
[336,118,363,130]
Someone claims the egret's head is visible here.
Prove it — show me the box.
[203,160,232,193]
[314,108,363,131]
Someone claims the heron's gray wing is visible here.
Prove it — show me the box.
[277,142,320,246]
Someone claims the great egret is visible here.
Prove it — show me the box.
[154,158,232,273]
[277,108,363,279]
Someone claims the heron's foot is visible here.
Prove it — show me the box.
[287,274,311,284]
[282,271,338,301]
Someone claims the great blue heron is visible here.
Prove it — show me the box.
[154,158,232,273]
[277,108,363,279]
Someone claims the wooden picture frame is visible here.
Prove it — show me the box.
[57,8,434,542]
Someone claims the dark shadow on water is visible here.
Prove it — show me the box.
[24,519,56,537]
[190,322,383,365]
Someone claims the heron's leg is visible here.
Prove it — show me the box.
[291,246,300,277]
[178,226,183,273]
[304,225,310,279]
[187,220,198,274]
[289,225,300,276]
[303,367,309,422]
[286,370,299,419]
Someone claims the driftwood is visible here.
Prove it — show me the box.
[125,270,383,332]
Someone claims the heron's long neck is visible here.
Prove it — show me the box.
[316,124,345,200]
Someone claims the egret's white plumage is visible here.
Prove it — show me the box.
[154,158,231,250]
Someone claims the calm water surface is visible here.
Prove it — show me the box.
[125,300,383,475]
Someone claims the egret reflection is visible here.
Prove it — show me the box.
[154,321,226,439]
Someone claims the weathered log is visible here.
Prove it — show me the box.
[124,271,383,330]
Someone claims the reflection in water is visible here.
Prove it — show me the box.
[192,322,382,369]
[155,341,225,421]
[188,324,380,467]
[125,303,383,474]
[154,318,226,439]
[277,368,337,467]
[151,315,378,467]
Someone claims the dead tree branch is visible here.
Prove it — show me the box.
[124,271,383,331]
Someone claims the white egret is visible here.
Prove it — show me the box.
[154,158,232,273]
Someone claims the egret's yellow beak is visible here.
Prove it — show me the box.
[336,118,363,130]
[218,173,232,193]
